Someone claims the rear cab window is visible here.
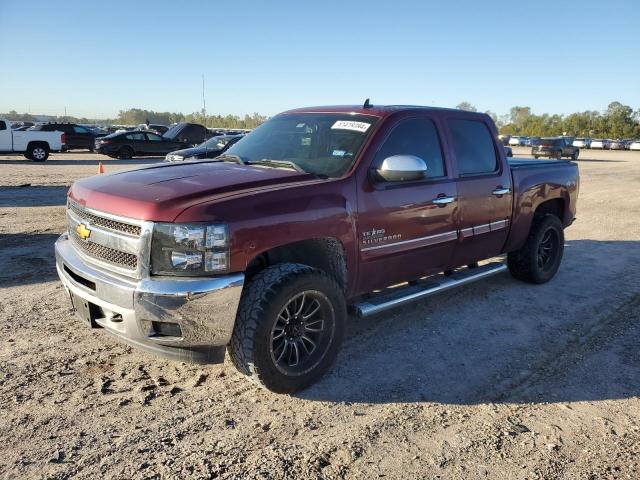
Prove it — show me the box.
[447,118,499,176]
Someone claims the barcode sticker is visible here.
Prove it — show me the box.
[331,120,371,133]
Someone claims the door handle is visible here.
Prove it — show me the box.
[432,195,456,206]
[492,187,511,196]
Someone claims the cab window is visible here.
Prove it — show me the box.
[374,117,446,178]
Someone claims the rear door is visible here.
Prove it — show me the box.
[125,132,147,154]
[144,132,172,155]
[355,113,459,293]
[444,116,512,267]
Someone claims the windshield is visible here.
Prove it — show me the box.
[224,113,378,178]
[201,136,230,149]
[162,123,184,139]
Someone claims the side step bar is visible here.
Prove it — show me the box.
[351,262,507,318]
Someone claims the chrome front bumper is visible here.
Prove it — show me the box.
[55,233,244,363]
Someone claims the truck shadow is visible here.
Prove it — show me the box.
[0,185,69,207]
[0,233,61,287]
[300,239,640,405]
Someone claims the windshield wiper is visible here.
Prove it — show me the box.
[214,154,245,165]
[246,159,307,173]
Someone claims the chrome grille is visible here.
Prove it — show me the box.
[68,201,141,236]
[70,229,138,269]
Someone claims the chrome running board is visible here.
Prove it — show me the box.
[351,262,507,318]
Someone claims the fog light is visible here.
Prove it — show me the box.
[151,321,182,338]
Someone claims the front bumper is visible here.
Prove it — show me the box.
[55,233,244,363]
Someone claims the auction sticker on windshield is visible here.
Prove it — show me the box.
[331,120,371,133]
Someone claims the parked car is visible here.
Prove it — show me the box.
[95,131,188,159]
[590,139,610,150]
[503,145,513,157]
[573,137,591,149]
[10,121,35,129]
[498,134,511,146]
[0,117,65,161]
[165,134,244,162]
[29,123,105,151]
[509,136,527,146]
[629,140,640,151]
[55,104,579,393]
[610,139,627,150]
[529,137,541,147]
[532,137,579,160]
[137,123,169,135]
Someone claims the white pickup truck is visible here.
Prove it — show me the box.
[0,118,66,161]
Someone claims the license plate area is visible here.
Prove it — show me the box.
[69,291,103,328]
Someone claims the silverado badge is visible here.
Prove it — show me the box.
[76,223,91,241]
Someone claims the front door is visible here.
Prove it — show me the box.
[444,116,512,267]
[356,115,459,294]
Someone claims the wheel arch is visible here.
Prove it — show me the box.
[244,237,348,292]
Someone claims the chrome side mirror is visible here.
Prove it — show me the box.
[376,155,427,182]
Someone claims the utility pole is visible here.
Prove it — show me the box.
[202,74,206,125]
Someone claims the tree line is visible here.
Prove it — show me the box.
[4,101,640,138]
[456,101,640,139]
[1,108,269,130]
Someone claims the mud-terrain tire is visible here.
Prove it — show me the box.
[508,214,564,284]
[228,263,346,393]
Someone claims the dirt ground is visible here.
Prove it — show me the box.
[1,148,639,479]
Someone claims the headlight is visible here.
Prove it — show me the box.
[151,223,229,276]
[184,155,199,162]
[165,154,183,162]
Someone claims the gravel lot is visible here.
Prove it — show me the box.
[1,148,639,479]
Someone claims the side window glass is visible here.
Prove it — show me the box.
[73,126,87,133]
[146,133,162,141]
[447,119,498,175]
[0,121,6,130]
[374,118,445,178]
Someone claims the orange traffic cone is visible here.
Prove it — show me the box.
[98,162,104,174]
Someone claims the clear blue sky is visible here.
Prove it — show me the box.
[1,0,638,119]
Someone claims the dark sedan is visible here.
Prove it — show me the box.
[95,131,187,159]
[165,135,244,162]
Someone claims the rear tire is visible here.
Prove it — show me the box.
[228,263,346,393]
[117,146,133,159]
[572,150,579,160]
[27,144,49,162]
[508,214,564,284]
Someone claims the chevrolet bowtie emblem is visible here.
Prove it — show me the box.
[76,223,91,241]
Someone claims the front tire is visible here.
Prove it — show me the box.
[508,214,564,284]
[229,263,346,393]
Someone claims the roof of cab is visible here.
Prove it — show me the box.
[281,104,479,119]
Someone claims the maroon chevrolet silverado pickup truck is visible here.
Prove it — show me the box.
[55,104,579,393]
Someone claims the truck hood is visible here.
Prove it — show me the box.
[69,161,314,221]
